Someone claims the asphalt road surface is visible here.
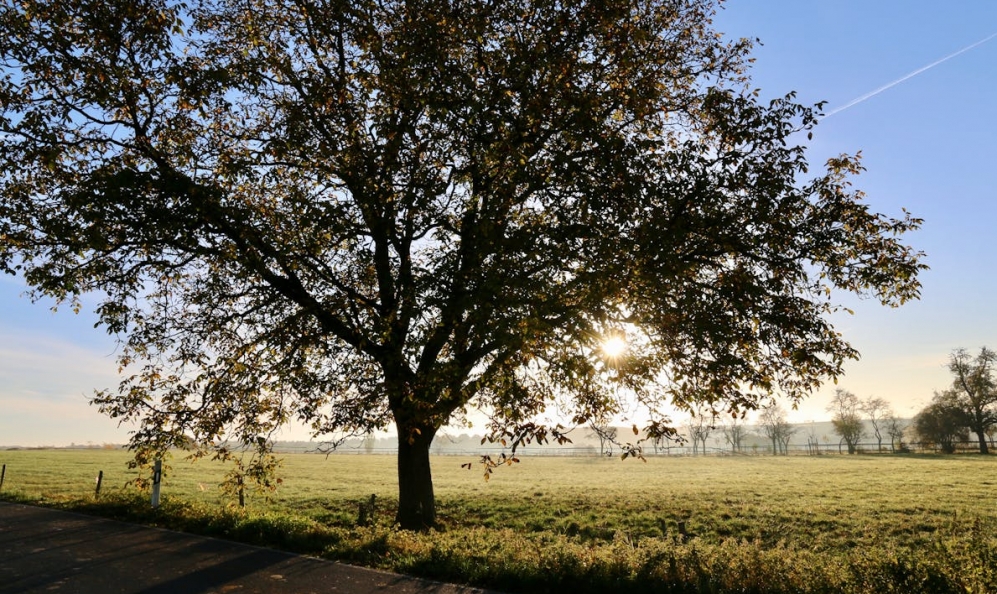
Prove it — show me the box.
[0,502,501,594]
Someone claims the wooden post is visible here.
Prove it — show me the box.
[0,464,5,490]
[95,470,103,499]
[151,459,162,508]
[678,520,689,543]
[238,476,245,508]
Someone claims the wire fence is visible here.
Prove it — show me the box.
[318,440,994,458]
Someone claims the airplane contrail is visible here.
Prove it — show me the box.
[823,31,997,119]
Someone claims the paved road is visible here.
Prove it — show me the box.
[0,502,501,594]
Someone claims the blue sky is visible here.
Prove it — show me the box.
[713,0,997,421]
[2,1,996,445]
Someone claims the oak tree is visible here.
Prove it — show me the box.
[0,0,924,528]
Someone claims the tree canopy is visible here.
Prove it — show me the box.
[914,392,970,454]
[827,389,865,454]
[0,0,925,528]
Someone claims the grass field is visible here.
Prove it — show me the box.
[2,449,996,593]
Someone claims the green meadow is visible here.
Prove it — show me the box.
[2,449,996,593]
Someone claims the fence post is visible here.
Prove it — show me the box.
[1,464,5,490]
[95,470,103,499]
[151,459,162,508]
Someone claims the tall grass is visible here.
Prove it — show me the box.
[2,449,995,593]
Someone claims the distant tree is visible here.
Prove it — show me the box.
[827,389,864,454]
[777,423,797,455]
[803,421,824,455]
[946,348,997,454]
[861,397,892,452]
[588,423,618,457]
[722,416,748,454]
[0,0,926,529]
[432,432,450,456]
[913,392,970,454]
[363,433,376,455]
[686,413,712,455]
[649,431,669,455]
[884,414,909,453]
[758,404,793,455]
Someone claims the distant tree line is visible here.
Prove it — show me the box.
[825,347,997,455]
[337,347,997,459]
[822,389,908,454]
[678,346,997,457]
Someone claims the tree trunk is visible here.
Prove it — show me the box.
[976,428,990,455]
[395,424,437,530]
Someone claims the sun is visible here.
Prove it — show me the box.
[601,335,628,359]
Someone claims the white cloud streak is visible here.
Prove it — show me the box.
[824,31,997,118]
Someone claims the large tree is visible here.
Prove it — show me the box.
[947,347,997,454]
[0,0,924,528]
